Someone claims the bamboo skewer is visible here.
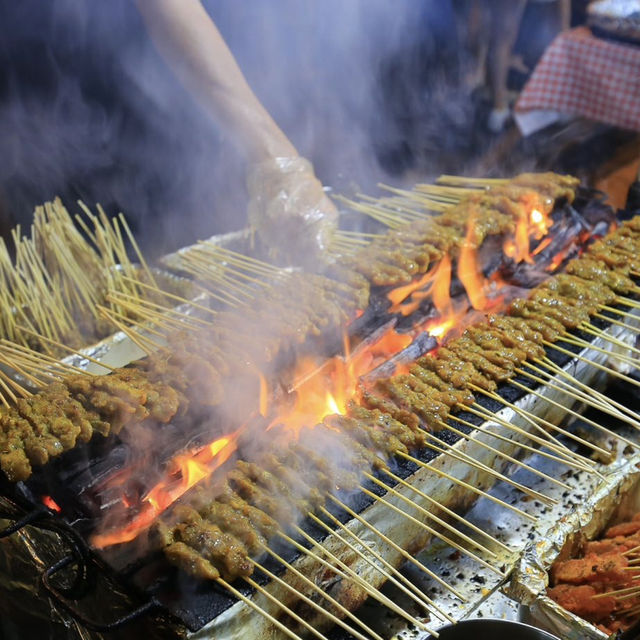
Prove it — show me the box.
[581,322,640,358]
[436,175,507,187]
[120,276,218,318]
[356,482,503,574]
[592,584,640,599]
[470,396,601,465]
[108,291,215,327]
[462,403,598,474]
[593,312,640,335]
[560,334,640,370]
[95,307,156,356]
[317,505,455,622]
[460,403,594,472]
[215,577,305,640]
[418,431,556,506]
[306,511,450,620]
[251,559,377,640]
[601,304,640,323]
[536,357,640,428]
[437,420,571,490]
[470,387,611,459]
[0,340,90,376]
[380,467,511,553]
[286,527,437,634]
[396,450,535,521]
[260,545,385,640]
[15,325,115,373]
[0,353,46,389]
[527,358,619,413]
[518,364,640,435]
[450,413,585,471]
[542,340,640,391]
[617,295,640,309]
[243,575,330,640]
[327,494,467,601]
[508,377,639,450]
[117,213,158,289]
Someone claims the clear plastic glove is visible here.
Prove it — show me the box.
[247,157,338,269]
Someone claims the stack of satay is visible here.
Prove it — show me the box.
[549,514,640,635]
[2,172,639,601]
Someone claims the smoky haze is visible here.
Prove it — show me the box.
[0,0,473,255]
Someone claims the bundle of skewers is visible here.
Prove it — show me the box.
[0,172,584,481]
[0,197,172,355]
[1,172,639,639]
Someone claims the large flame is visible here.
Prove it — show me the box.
[458,209,489,310]
[92,192,560,550]
[92,433,238,549]
[270,328,411,437]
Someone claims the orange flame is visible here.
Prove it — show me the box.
[270,328,412,437]
[91,433,237,549]
[503,201,553,264]
[387,268,436,308]
[258,371,269,417]
[432,254,452,316]
[42,495,61,512]
[93,191,566,550]
[388,254,453,318]
[458,210,489,310]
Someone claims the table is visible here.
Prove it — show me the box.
[514,26,640,136]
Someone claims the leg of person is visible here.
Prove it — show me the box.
[454,0,491,89]
[486,0,527,132]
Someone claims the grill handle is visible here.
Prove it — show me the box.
[0,505,49,538]
[42,555,159,632]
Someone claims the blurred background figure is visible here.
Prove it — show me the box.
[456,0,571,133]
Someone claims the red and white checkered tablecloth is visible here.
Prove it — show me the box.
[515,26,640,134]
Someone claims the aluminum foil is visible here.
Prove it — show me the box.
[509,460,640,640]
[60,266,205,373]
[190,314,640,639]
[159,228,256,275]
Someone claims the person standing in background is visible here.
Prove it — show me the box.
[458,0,571,132]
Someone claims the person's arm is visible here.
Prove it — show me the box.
[135,0,337,267]
[135,0,296,161]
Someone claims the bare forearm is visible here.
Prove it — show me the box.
[135,0,297,160]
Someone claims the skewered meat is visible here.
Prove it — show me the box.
[547,584,616,622]
[548,508,640,634]
[140,214,640,583]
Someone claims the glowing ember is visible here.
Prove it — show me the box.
[513,208,534,264]
[42,495,61,512]
[92,434,237,549]
[532,237,553,257]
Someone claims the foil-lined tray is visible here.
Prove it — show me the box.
[509,458,640,640]
[160,228,257,276]
[59,266,204,373]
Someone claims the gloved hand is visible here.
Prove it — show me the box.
[247,156,338,269]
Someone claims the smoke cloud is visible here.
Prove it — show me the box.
[0,0,479,254]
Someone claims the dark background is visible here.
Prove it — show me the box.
[0,0,590,256]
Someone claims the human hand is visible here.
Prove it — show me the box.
[247,157,338,269]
